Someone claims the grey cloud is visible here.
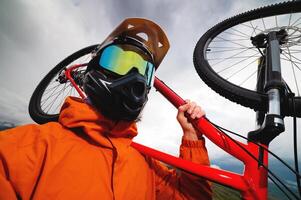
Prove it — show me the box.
[102,0,178,30]
[0,88,32,124]
[0,0,42,51]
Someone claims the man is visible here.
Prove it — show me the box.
[0,18,212,199]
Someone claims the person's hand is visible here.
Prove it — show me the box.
[177,100,205,141]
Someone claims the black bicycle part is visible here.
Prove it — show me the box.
[193,1,301,117]
[248,31,286,145]
[29,44,99,124]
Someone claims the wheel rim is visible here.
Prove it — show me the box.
[203,7,301,97]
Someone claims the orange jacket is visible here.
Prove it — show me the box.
[0,97,212,200]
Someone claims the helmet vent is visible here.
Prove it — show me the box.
[158,42,163,48]
[136,32,148,42]
[127,24,134,29]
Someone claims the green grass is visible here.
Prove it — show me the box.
[212,183,280,200]
[212,183,241,200]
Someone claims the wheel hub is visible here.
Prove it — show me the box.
[260,26,301,48]
[251,29,289,48]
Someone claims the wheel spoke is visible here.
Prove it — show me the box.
[43,82,62,96]
[212,44,258,66]
[217,52,259,74]
[45,94,59,114]
[240,21,264,35]
[212,38,250,42]
[41,67,87,114]
[261,18,267,30]
[52,83,68,112]
[250,21,264,32]
[41,84,68,105]
[41,84,62,107]
[288,13,292,26]
[226,58,259,80]
[223,31,250,39]
[281,56,301,66]
[208,55,259,61]
[231,27,252,38]
[214,36,257,52]
[207,47,256,53]
[239,68,257,87]
[210,47,256,66]
[43,84,68,113]
[208,46,254,49]
[291,16,301,26]
[286,47,300,96]
[287,33,301,39]
[282,50,301,66]
[283,49,301,54]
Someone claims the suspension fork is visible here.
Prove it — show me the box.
[248,31,285,145]
[247,31,287,199]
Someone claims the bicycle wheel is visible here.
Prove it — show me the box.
[29,44,99,124]
[193,1,301,117]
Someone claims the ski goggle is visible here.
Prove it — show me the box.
[98,44,155,86]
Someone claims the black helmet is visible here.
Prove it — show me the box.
[83,18,169,121]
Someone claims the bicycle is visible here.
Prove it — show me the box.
[29,1,301,199]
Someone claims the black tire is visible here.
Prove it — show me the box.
[29,44,99,124]
[193,1,301,117]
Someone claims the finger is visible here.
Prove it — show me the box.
[178,103,190,112]
[197,108,206,118]
[191,106,199,119]
[187,101,197,114]
[191,106,205,119]
[177,104,191,123]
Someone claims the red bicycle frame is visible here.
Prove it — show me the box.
[133,77,269,200]
[66,66,268,200]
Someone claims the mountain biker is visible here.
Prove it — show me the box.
[0,18,212,200]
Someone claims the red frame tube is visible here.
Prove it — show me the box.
[142,77,268,200]
[66,65,268,200]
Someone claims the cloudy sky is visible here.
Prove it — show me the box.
[0,0,300,171]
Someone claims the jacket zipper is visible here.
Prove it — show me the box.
[106,136,118,200]
[111,146,117,200]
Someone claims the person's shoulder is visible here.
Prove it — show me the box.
[0,122,65,148]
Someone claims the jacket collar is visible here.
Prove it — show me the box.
[58,97,138,148]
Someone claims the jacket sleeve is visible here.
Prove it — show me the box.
[147,137,212,200]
